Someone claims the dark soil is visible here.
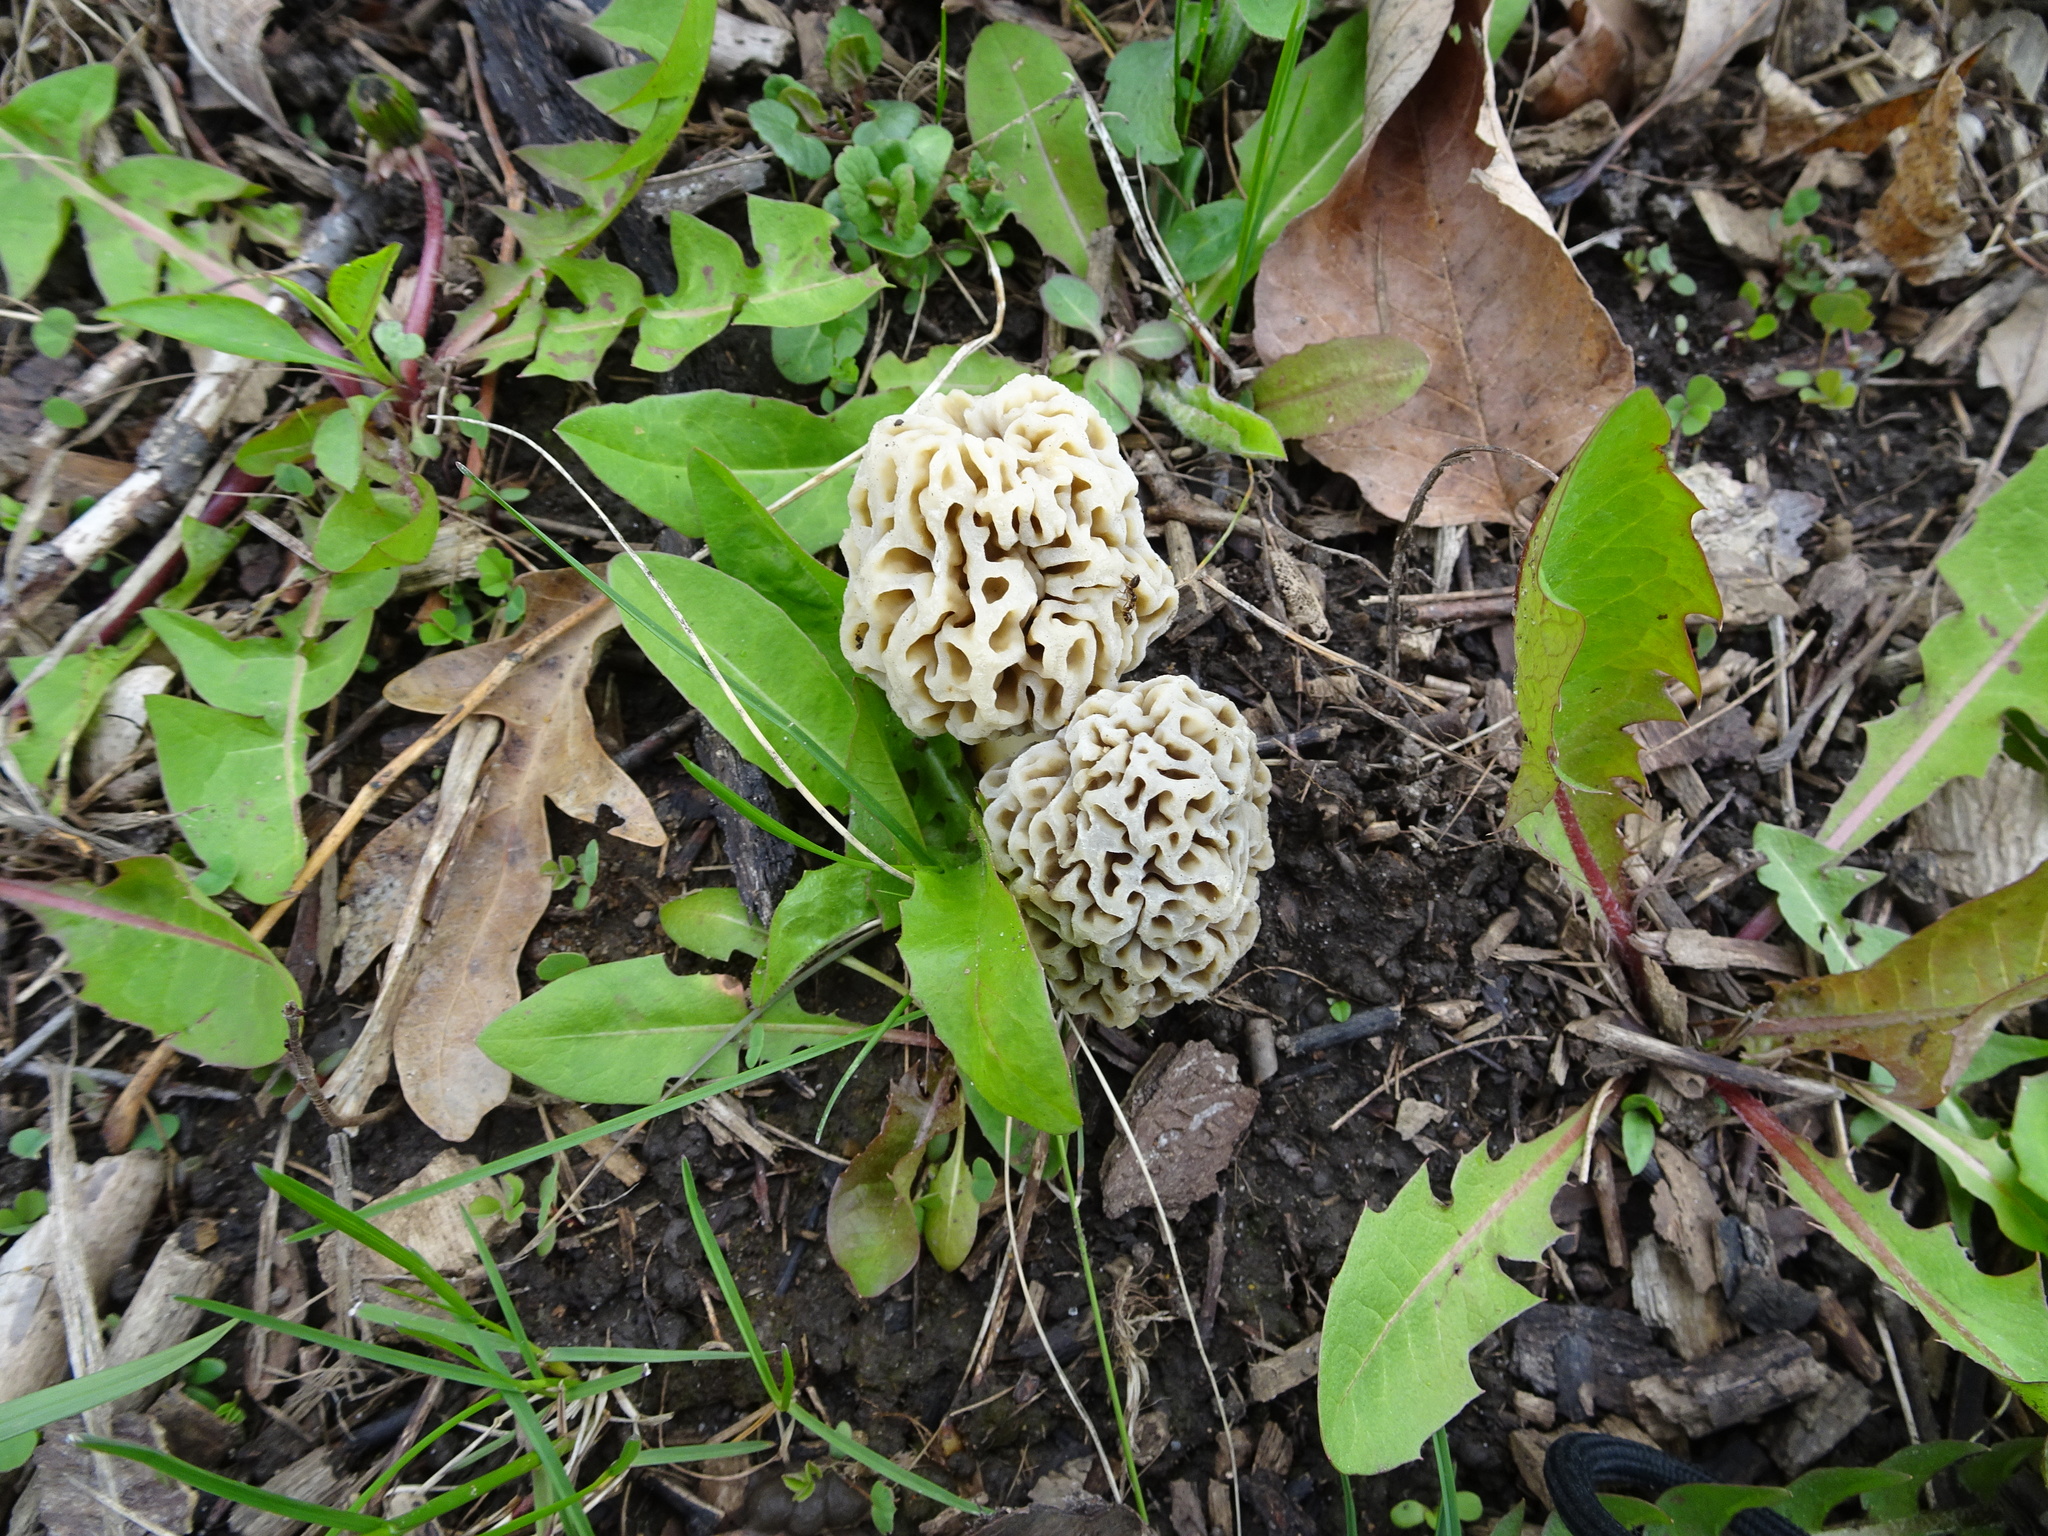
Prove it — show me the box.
[6,3,2048,1535]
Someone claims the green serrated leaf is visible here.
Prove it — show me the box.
[1252,335,1430,439]
[526,257,646,382]
[1821,448,2048,853]
[1505,389,1720,904]
[1754,855,2048,1104]
[740,196,884,329]
[326,244,400,335]
[964,23,1111,278]
[1753,823,1906,974]
[146,698,306,903]
[1726,1086,2048,1392]
[0,857,293,1065]
[141,610,372,728]
[1319,1101,1594,1474]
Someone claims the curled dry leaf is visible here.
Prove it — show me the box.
[1254,0,1633,526]
[374,571,665,1141]
[1857,63,1982,285]
[1667,0,1782,103]
[169,0,291,137]
[1756,857,2048,1107]
[1523,0,1662,123]
[1976,283,2048,427]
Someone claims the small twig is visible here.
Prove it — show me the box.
[1329,1035,1548,1131]
[1384,446,1555,667]
[100,1037,180,1154]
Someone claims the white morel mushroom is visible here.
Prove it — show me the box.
[840,374,1177,743]
[981,675,1274,1028]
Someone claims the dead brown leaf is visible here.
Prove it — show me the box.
[334,794,438,995]
[1856,62,1982,284]
[1667,0,1782,103]
[377,571,665,1140]
[1524,0,1661,122]
[1806,81,1941,154]
[169,0,291,137]
[1254,0,1633,526]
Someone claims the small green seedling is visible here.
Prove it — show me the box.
[40,398,87,430]
[0,1189,47,1239]
[871,1482,897,1535]
[1664,375,1726,437]
[542,839,601,910]
[1735,281,1780,341]
[1623,243,1695,299]
[1776,186,1822,229]
[1040,274,1190,433]
[1810,286,1872,345]
[1856,5,1899,30]
[1777,367,1859,412]
[8,1128,50,1159]
[1389,1494,1482,1529]
[783,1462,822,1501]
[30,308,76,359]
[131,1113,181,1152]
[1619,1093,1665,1175]
[534,952,591,981]
[1328,997,1354,1023]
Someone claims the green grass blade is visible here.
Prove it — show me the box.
[503,1392,593,1536]
[547,1347,734,1364]
[680,1157,782,1404]
[257,1168,479,1323]
[637,1441,775,1464]
[384,1451,541,1534]
[0,1321,234,1442]
[785,1404,980,1513]
[353,1392,506,1509]
[676,755,869,868]
[185,1299,507,1390]
[464,1208,541,1376]
[76,1438,385,1532]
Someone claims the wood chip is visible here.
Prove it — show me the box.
[1247,1330,1322,1402]
[1628,1331,1830,1437]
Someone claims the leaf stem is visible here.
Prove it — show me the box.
[402,149,446,401]
[1551,785,1647,1000]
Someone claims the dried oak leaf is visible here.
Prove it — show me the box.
[1857,62,1983,285]
[377,571,665,1140]
[1254,0,1633,526]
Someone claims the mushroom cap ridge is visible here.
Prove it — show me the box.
[839,374,1177,744]
[981,674,1274,1028]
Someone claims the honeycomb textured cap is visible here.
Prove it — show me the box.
[980,675,1273,1028]
[839,374,1177,743]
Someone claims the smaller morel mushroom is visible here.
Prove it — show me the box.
[981,675,1274,1028]
[839,374,1177,742]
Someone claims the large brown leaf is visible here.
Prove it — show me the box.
[1253,0,1633,526]
[1756,858,2048,1106]
[379,571,665,1140]
[1856,62,1981,285]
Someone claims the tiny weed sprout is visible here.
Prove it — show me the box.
[1736,281,1781,341]
[1328,996,1354,1022]
[1664,374,1726,436]
[542,839,602,910]
[1623,242,1695,299]
[1619,1093,1665,1175]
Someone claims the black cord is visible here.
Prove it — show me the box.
[1544,1435,1805,1536]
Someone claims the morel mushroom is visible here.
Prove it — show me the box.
[981,675,1273,1028]
[840,375,1177,743]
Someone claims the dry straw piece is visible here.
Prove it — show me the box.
[839,375,1177,742]
[981,676,1274,1028]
